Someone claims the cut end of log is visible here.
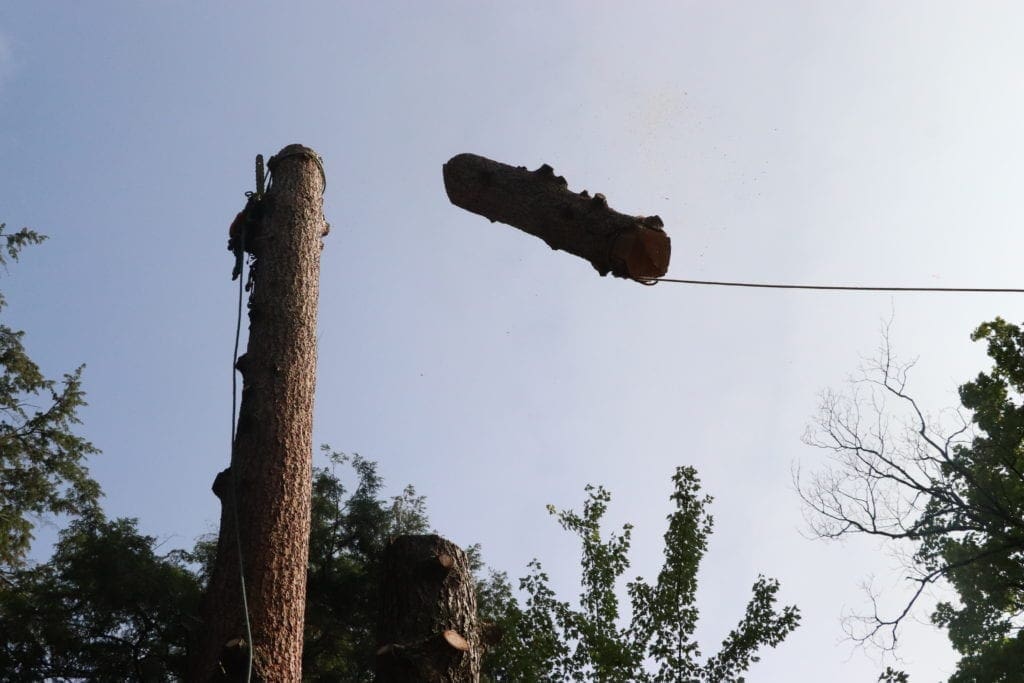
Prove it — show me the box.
[272,143,321,164]
[442,153,481,205]
[611,223,671,280]
[441,629,470,652]
[436,553,455,570]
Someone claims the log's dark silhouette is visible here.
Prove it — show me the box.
[191,145,328,682]
[443,153,670,280]
[376,535,485,682]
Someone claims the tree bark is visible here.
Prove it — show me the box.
[191,145,328,681]
[443,153,671,280]
[376,535,482,683]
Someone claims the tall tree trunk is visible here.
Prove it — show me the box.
[376,535,483,683]
[191,144,328,682]
[443,153,671,280]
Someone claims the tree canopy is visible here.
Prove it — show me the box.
[0,512,199,680]
[1,450,801,681]
[0,224,100,569]
[482,466,800,682]
[800,318,1024,680]
[0,448,429,681]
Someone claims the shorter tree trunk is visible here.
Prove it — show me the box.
[376,535,482,682]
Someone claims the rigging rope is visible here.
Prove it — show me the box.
[636,276,1024,293]
[227,157,261,683]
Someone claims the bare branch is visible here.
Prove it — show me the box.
[798,327,1024,653]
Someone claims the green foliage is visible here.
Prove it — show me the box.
[944,633,1024,683]
[0,436,797,680]
[932,318,1024,680]
[801,318,1024,680]
[0,225,46,271]
[0,223,100,568]
[3,453,797,681]
[878,667,909,682]
[486,467,800,682]
[0,448,433,681]
[0,512,201,680]
[474,567,526,678]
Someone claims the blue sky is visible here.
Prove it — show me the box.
[3,3,1024,679]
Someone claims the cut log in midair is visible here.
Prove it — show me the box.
[443,153,671,280]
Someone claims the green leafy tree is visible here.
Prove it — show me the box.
[0,449,434,682]
[0,512,201,680]
[474,564,526,678]
[878,667,909,682]
[485,466,801,682]
[799,318,1024,680]
[1,432,796,681]
[0,224,100,568]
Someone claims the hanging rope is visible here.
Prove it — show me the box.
[227,155,261,683]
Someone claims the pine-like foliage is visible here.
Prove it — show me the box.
[0,224,100,568]
[0,512,199,680]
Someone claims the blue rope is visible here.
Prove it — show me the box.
[227,160,260,682]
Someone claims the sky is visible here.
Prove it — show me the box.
[2,2,1023,680]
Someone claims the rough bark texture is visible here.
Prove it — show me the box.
[443,153,671,280]
[191,145,328,682]
[376,535,482,683]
